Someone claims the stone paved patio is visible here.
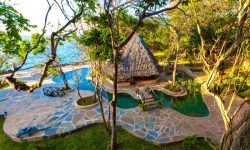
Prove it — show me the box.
[0,65,232,145]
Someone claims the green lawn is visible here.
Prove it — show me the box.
[77,97,95,106]
[0,116,213,150]
[0,84,9,90]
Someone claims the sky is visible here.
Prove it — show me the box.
[5,0,69,36]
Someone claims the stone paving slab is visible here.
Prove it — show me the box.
[0,64,231,145]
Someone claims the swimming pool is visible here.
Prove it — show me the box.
[154,90,209,117]
[52,68,95,91]
[53,68,209,116]
[154,70,209,117]
[104,92,140,109]
[52,68,139,109]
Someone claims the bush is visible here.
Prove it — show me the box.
[183,135,198,150]
[139,103,147,111]
[156,99,164,107]
[165,82,182,92]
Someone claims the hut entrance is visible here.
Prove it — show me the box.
[129,77,136,85]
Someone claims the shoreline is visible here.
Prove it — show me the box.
[0,62,84,76]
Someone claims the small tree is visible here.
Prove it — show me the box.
[73,72,84,103]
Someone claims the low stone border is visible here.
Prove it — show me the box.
[103,86,141,101]
[153,86,187,97]
[74,95,99,109]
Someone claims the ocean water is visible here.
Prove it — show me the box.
[22,41,83,69]
[0,40,83,71]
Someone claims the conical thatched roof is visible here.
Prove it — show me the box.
[116,33,161,81]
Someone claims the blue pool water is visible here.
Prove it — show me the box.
[52,68,139,108]
[52,68,94,91]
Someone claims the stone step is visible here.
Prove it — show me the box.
[145,101,156,105]
[144,97,153,100]
[144,99,155,102]
[147,104,158,110]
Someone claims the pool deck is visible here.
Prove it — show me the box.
[0,64,248,145]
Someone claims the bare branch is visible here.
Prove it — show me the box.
[145,0,183,17]
[54,0,70,21]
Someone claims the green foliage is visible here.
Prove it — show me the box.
[78,27,112,61]
[0,2,50,71]
[139,102,147,111]
[156,99,164,107]
[183,135,198,150]
[138,18,170,51]
[0,31,20,54]
[30,33,47,55]
[180,79,201,94]
[47,66,59,78]
[209,76,250,96]
[19,40,30,57]
[0,2,35,41]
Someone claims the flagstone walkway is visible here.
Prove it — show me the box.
[0,65,231,145]
[1,85,225,145]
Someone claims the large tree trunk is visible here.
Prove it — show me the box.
[97,84,109,131]
[110,47,118,150]
[172,31,180,86]
[231,118,250,150]
[220,110,250,150]
[172,47,178,86]
[57,61,70,90]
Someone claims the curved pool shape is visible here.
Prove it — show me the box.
[52,68,139,109]
[52,68,95,91]
[104,92,140,109]
[154,90,209,117]
[53,68,209,114]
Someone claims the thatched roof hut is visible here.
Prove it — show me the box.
[107,33,161,83]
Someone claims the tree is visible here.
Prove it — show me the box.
[103,0,182,149]
[0,2,36,72]
[182,1,250,149]
[2,0,95,92]
[76,13,113,131]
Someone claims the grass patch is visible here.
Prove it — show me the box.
[0,116,213,149]
[77,97,95,106]
[0,84,9,90]
[153,51,165,57]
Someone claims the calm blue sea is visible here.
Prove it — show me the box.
[22,41,83,69]
[0,36,83,70]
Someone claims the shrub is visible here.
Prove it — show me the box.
[183,135,198,150]
[165,82,182,92]
[139,103,147,111]
[156,99,164,107]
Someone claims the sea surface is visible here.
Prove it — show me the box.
[1,38,83,70]
[23,41,83,69]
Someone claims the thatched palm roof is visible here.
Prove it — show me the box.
[116,33,160,81]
